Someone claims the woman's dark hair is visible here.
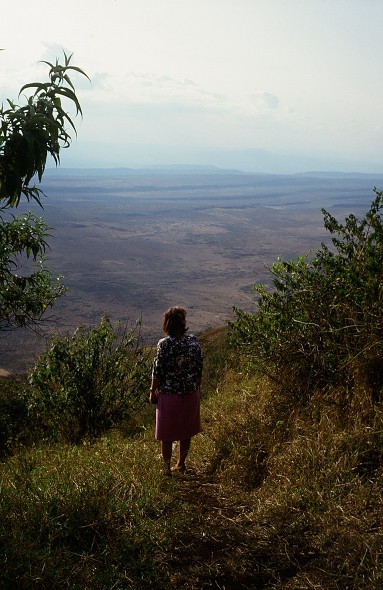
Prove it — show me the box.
[163,306,188,337]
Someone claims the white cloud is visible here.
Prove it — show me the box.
[82,70,285,131]
[248,92,279,110]
[85,71,226,110]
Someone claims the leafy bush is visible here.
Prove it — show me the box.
[198,327,235,396]
[0,52,88,207]
[230,189,383,397]
[0,378,30,455]
[29,317,151,441]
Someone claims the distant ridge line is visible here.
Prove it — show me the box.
[45,165,245,176]
[44,166,383,179]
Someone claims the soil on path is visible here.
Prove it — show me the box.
[160,468,284,590]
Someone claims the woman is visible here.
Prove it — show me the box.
[149,306,203,475]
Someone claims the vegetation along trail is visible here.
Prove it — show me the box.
[1,313,382,588]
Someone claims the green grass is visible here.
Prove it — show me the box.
[1,435,169,588]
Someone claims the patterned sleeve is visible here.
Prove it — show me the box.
[152,338,167,380]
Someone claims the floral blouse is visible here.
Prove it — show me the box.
[152,334,203,395]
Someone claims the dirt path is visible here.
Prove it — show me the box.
[162,469,275,590]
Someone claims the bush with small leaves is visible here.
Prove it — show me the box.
[29,317,151,441]
[230,189,383,398]
[0,378,30,455]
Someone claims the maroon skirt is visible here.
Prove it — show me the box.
[155,389,201,441]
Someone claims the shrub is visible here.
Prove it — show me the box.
[29,317,151,441]
[198,327,235,396]
[0,378,30,455]
[230,189,383,398]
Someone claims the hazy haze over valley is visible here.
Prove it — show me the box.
[3,169,382,372]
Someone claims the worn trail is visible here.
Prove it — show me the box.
[161,467,274,590]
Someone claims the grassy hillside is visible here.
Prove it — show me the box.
[0,326,382,589]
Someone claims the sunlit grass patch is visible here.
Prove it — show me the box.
[0,434,182,588]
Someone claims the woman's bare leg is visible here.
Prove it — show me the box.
[176,437,191,469]
[161,441,173,474]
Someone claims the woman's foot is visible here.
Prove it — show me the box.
[163,462,172,477]
[171,464,186,473]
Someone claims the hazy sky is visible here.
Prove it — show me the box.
[2,0,383,173]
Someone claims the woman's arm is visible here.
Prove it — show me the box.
[149,375,160,404]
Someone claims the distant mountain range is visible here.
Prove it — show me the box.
[45,164,244,176]
[51,143,383,176]
[45,164,383,181]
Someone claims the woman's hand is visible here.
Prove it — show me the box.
[149,389,158,404]
[149,376,159,404]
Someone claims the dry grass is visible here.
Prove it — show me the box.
[188,365,383,589]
